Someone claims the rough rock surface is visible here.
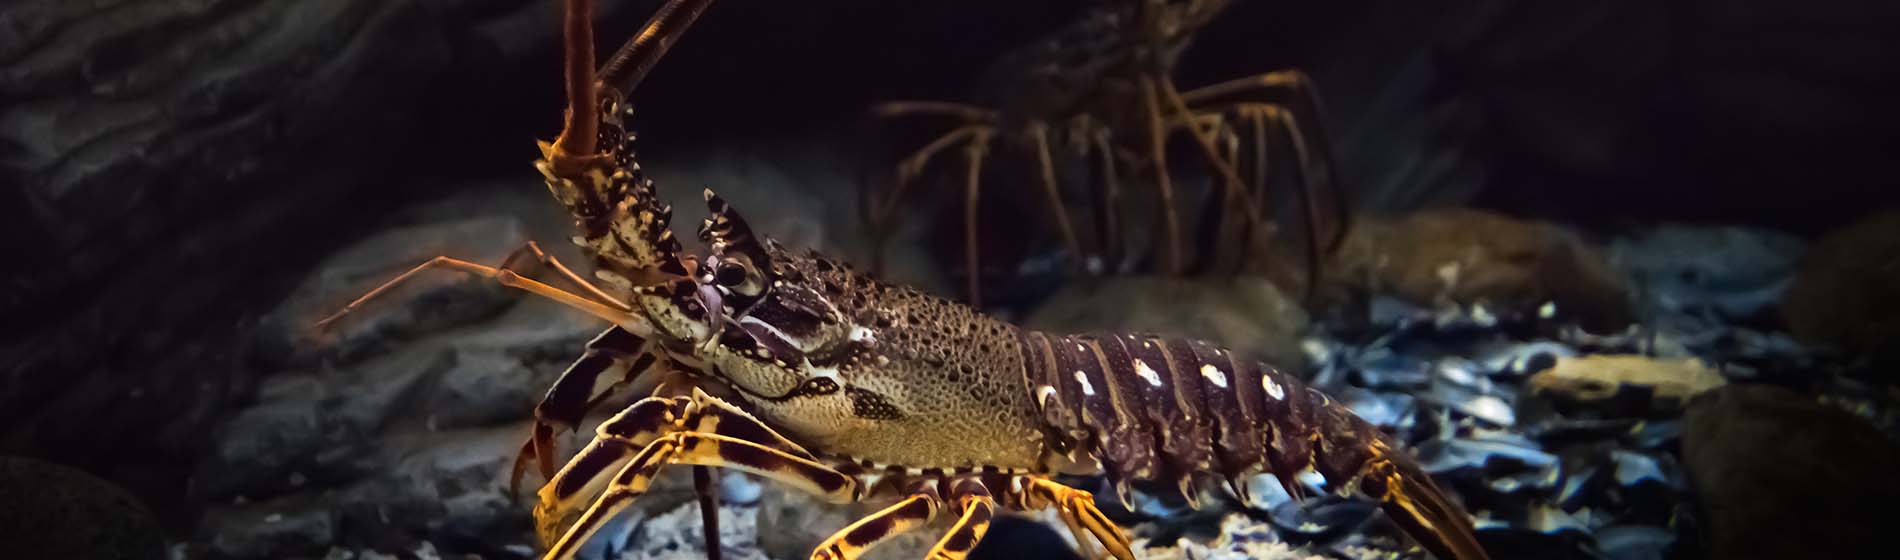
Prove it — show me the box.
[0,456,166,559]
[1023,275,1312,372]
[0,0,590,528]
[1682,384,1900,560]
[1528,354,1726,412]
[1780,209,1900,372]
[186,191,614,556]
[1324,208,1634,333]
[1609,225,1806,321]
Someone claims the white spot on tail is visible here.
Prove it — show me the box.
[1263,376,1285,400]
[1134,360,1163,387]
[1201,364,1228,388]
[1074,371,1095,396]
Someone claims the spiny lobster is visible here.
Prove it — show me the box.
[318,1,1487,559]
[865,0,1348,308]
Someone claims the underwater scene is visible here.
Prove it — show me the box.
[4,1,1898,559]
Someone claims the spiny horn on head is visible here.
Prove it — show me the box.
[699,189,774,267]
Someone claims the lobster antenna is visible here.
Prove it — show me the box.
[548,0,712,169]
[597,0,716,99]
[550,0,601,162]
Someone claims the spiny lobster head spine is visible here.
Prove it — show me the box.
[694,190,877,394]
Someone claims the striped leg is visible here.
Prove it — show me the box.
[1019,477,1134,560]
[511,326,661,497]
[926,479,997,560]
[811,480,943,560]
[535,388,858,559]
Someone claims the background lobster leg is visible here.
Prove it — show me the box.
[864,117,991,281]
[811,480,943,560]
[924,479,997,560]
[865,102,998,226]
[1158,78,1271,273]
[1219,102,1331,299]
[1183,71,1349,257]
[1090,131,1126,270]
[535,388,857,558]
[1140,76,1187,275]
[1028,121,1087,270]
[961,131,992,307]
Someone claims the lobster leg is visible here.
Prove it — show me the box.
[510,326,659,497]
[1092,131,1125,270]
[960,130,993,307]
[864,123,991,279]
[1140,76,1185,275]
[925,479,997,560]
[876,125,993,224]
[864,101,999,242]
[1182,70,1350,261]
[535,388,856,559]
[1157,78,1268,275]
[1218,102,1331,300]
[811,480,942,560]
[1029,121,1087,269]
[693,464,723,560]
[1233,105,1272,276]
[1018,477,1134,560]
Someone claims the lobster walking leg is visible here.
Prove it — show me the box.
[1140,76,1185,275]
[864,121,992,280]
[1029,121,1086,268]
[925,479,996,560]
[693,465,722,560]
[1091,131,1125,269]
[1183,71,1349,258]
[961,130,992,307]
[1017,477,1134,560]
[1157,78,1269,272]
[877,125,994,223]
[510,326,659,497]
[812,480,942,560]
[536,388,857,559]
[1212,102,1332,300]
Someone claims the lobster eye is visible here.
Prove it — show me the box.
[715,261,749,287]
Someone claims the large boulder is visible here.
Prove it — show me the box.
[1324,208,1634,333]
[1780,209,1900,372]
[0,456,166,559]
[1682,384,1900,560]
[0,0,591,528]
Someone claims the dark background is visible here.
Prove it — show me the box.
[2,0,1896,541]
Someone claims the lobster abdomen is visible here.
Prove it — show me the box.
[1016,330,1489,560]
